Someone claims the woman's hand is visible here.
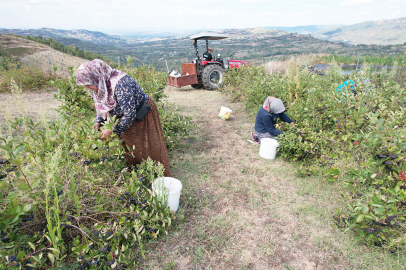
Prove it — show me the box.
[93,123,100,130]
[100,130,113,140]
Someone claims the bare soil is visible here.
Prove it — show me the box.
[0,91,60,133]
[0,35,86,77]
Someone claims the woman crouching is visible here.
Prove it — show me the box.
[76,59,171,177]
[251,96,294,143]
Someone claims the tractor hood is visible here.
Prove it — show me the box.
[190,32,229,40]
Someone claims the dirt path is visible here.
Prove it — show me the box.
[139,86,404,269]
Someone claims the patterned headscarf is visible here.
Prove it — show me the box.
[76,59,126,119]
[263,96,285,114]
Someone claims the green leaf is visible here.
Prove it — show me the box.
[15,180,30,191]
[23,203,32,212]
[10,159,23,167]
[48,252,55,265]
[28,242,36,251]
[356,214,364,223]
[13,144,25,156]
[17,251,25,260]
[0,145,12,153]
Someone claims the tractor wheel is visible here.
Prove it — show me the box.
[202,65,225,90]
[191,83,204,89]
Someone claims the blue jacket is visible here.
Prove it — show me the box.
[255,107,293,136]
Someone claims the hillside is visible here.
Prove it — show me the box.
[0,35,86,77]
[0,27,132,45]
[265,25,344,34]
[313,17,406,45]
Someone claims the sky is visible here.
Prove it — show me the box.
[1,0,406,34]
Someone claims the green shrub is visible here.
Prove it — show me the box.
[0,66,53,93]
[223,60,406,251]
[0,66,191,269]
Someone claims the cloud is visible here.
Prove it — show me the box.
[353,11,371,16]
[340,0,373,6]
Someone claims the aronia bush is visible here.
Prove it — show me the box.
[0,65,192,269]
[223,59,406,252]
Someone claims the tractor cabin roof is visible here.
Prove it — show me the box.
[190,32,229,40]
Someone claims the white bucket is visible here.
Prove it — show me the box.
[259,138,280,160]
[218,106,232,120]
[152,177,182,212]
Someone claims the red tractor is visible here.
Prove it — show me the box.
[167,32,247,90]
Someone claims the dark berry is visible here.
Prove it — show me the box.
[0,174,6,179]
[84,160,91,166]
[377,153,387,159]
[0,159,7,164]
[389,154,398,159]
[114,264,123,270]
[21,214,34,222]
[134,213,140,218]
[374,240,382,247]
[57,190,63,196]
[8,255,17,262]
[1,237,10,243]
[99,246,108,252]
[90,258,98,265]
[384,160,393,165]
[107,260,115,266]
[364,228,375,233]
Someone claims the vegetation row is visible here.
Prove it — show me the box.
[223,60,406,253]
[0,64,193,269]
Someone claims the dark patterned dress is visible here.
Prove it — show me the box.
[95,75,171,176]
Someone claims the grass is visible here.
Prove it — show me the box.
[5,47,35,56]
[134,86,406,269]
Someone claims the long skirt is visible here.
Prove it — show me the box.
[121,98,171,177]
[255,131,276,141]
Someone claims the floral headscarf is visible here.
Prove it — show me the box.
[262,96,285,114]
[76,59,126,119]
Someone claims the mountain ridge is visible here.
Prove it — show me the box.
[312,17,406,45]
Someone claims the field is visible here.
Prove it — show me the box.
[1,52,406,269]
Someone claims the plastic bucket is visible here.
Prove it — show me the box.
[218,106,232,120]
[259,138,280,160]
[152,177,182,212]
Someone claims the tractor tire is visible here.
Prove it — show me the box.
[202,65,225,90]
[191,83,204,89]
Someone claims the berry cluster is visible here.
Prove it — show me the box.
[21,214,34,222]
[83,159,92,166]
[0,159,9,164]
[333,214,353,228]
[118,192,145,208]
[372,216,399,227]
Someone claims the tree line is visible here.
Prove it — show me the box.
[23,35,114,64]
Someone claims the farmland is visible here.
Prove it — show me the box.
[1,33,406,268]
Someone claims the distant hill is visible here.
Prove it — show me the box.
[0,35,86,77]
[265,25,344,34]
[0,28,132,45]
[312,17,406,45]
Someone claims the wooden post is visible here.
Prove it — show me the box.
[165,59,169,74]
[356,57,360,69]
[48,58,51,76]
